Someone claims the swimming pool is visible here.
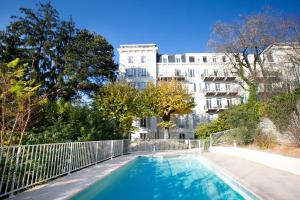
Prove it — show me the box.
[71,155,257,200]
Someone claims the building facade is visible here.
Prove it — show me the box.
[118,44,248,140]
[118,44,300,139]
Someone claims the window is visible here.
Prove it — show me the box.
[139,82,147,89]
[179,133,185,139]
[215,83,220,91]
[162,56,168,63]
[175,69,181,76]
[125,69,132,77]
[193,83,196,92]
[176,57,181,63]
[227,98,233,107]
[213,69,218,76]
[140,133,146,140]
[205,83,210,91]
[141,68,147,77]
[224,69,229,76]
[141,56,146,63]
[225,83,231,91]
[140,118,147,128]
[206,98,212,109]
[204,69,208,76]
[203,56,207,62]
[177,117,186,128]
[222,56,226,63]
[188,69,195,77]
[213,57,217,63]
[217,98,222,108]
[189,56,195,63]
[128,56,134,64]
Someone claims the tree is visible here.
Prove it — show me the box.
[140,81,195,139]
[0,2,116,101]
[209,9,289,101]
[94,83,138,137]
[0,59,45,146]
[25,101,118,144]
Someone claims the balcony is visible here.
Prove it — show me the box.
[204,105,226,113]
[203,88,239,97]
[157,74,186,82]
[201,73,236,82]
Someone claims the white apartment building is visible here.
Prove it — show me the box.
[118,43,300,140]
[118,44,246,140]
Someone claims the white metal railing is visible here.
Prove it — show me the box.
[0,139,201,198]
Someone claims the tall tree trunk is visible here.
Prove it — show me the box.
[163,127,170,139]
[162,114,171,139]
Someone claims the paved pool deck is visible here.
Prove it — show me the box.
[11,150,300,200]
[201,152,300,200]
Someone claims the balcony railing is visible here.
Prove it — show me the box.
[201,74,236,81]
[157,74,186,81]
[204,105,227,113]
[203,88,239,96]
[0,139,202,198]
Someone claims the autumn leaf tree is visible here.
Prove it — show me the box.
[139,81,195,139]
[0,59,46,146]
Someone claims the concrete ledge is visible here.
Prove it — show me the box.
[210,146,300,175]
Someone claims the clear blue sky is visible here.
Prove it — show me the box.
[1,0,300,61]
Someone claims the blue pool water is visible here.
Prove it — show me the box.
[72,156,247,200]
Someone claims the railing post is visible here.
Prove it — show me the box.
[95,142,99,165]
[110,140,114,160]
[188,140,191,149]
[198,140,201,150]
[10,146,21,197]
[121,140,124,156]
[209,134,212,148]
[68,143,74,175]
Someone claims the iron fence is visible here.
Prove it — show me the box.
[0,139,201,198]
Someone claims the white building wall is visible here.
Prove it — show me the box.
[118,44,245,140]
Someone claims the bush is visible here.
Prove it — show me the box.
[227,127,260,145]
[24,101,120,144]
[255,133,276,149]
[195,118,229,139]
[195,103,259,140]
[266,93,297,131]
[287,104,300,147]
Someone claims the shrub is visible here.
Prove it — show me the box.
[266,93,297,131]
[287,104,300,147]
[255,132,276,149]
[228,127,261,145]
[195,118,229,139]
[195,102,260,141]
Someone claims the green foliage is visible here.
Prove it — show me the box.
[136,82,159,117]
[222,103,260,130]
[0,59,45,145]
[94,83,138,136]
[229,127,260,145]
[0,2,116,100]
[25,101,118,144]
[195,118,229,139]
[265,91,298,131]
[157,121,174,128]
[195,102,260,144]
